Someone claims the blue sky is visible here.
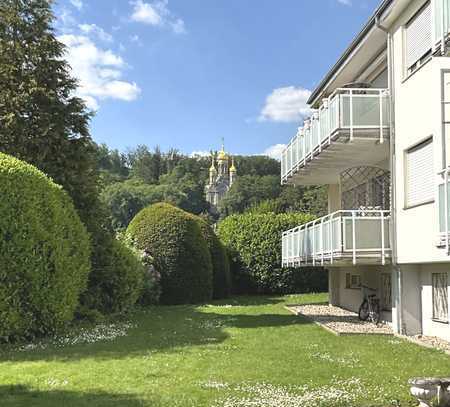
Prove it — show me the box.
[54,0,380,158]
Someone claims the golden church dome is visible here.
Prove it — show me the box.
[230,158,236,172]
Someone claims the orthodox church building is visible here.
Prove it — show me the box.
[205,144,236,212]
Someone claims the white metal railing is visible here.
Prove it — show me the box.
[280,88,390,182]
[433,0,450,54]
[281,209,391,267]
[438,168,450,252]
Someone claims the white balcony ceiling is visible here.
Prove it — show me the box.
[286,137,389,185]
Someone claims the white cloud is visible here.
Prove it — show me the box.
[59,34,141,110]
[130,0,186,34]
[259,86,312,123]
[129,34,143,46]
[79,24,113,42]
[337,0,352,5]
[70,0,83,10]
[262,144,286,161]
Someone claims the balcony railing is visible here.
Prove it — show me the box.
[281,88,390,184]
[434,0,450,52]
[282,209,391,267]
[438,168,450,251]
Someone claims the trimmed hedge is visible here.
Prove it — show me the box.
[0,153,91,340]
[218,212,328,294]
[127,203,213,304]
[80,237,146,314]
[190,216,231,299]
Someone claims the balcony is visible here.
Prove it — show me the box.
[438,168,450,250]
[281,88,390,185]
[434,0,450,50]
[282,209,391,267]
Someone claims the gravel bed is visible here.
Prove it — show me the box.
[410,335,450,354]
[289,304,393,335]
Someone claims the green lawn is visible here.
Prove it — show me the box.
[1,293,449,406]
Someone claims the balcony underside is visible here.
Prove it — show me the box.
[284,129,389,185]
[283,251,391,268]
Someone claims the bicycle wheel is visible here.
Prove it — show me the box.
[369,300,381,325]
[358,300,369,321]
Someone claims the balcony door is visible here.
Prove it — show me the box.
[341,166,390,210]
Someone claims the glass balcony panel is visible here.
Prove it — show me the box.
[311,118,320,149]
[329,96,339,133]
[293,231,299,258]
[332,218,342,252]
[439,182,450,233]
[298,134,304,163]
[352,95,380,127]
[282,210,390,266]
[286,144,292,171]
[292,136,298,166]
[298,230,305,258]
[320,108,329,142]
[382,95,390,127]
[341,95,351,127]
[343,217,390,250]
[305,128,311,154]
[434,0,450,43]
[313,224,321,256]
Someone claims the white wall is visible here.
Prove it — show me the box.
[390,0,450,264]
[420,263,450,340]
[329,265,393,322]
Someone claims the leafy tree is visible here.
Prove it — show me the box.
[94,143,129,186]
[0,0,98,213]
[218,212,327,294]
[233,155,280,177]
[0,0,139,317]
[219,175,281,216]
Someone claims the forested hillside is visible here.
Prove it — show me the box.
[95,144,327,231]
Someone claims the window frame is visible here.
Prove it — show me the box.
[345,273,361,289]
[404,136,434,209]
[432,272,449,323]
[403,1,432,78]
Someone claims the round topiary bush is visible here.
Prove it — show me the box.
[190,216,231,299]
[80,237,146,315]
[218,212,327,294]
[126,203,212,305]
[0,153,91,340]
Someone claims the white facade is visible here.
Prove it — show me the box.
[281,0,450,340]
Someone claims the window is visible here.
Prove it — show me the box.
[405,138,434,207]
[345,273,361,289]
[432,272,448,322]
[381,273,392,310]
[405,2,432,75]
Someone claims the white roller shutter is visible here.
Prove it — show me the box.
[405,2,432,70]
[406,138,434,207]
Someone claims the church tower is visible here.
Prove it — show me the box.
[205,141,237,213]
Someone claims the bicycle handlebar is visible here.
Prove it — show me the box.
[360,284,377,292]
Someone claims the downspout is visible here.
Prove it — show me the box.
[376,14,404,334]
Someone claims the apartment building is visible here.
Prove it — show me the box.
[281,0,450,340]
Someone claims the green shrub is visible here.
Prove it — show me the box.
[190,216,231,299]
[138,252,162,306]
[0,153,91,340]
[80,237,146,314]
[218,212,327,294]
[127,203,213,305]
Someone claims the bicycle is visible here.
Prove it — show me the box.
[358,285,381,324]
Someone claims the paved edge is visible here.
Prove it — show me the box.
[284,305,393,336]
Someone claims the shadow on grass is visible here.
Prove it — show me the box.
[212,295,285,307]
[0,302,311,363]
[0,384,146,407]
[285,301,329,308]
